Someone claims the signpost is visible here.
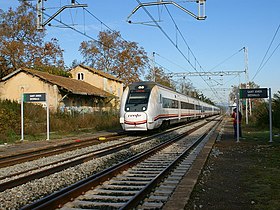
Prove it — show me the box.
[21,93,50,141]
[24,93,46,102]
[239,88,272,143]
[239,88,268,99]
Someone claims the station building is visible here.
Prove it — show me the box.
[69,64,123,103]
[0,66,123,113]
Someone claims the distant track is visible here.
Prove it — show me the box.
[0,132,126,168]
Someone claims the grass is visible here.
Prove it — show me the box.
[0,100,121,144]
[242,124,280,209]
[0,123,122,144]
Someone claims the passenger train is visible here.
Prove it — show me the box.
[119,81,220,131]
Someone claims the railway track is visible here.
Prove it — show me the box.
[0,132,126,168]
[20,116,221,210]
[0,118,209,192]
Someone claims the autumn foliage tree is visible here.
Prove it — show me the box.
[0,2,65,78]
[79,30,148,87]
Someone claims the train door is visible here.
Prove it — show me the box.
[178,95,181,121]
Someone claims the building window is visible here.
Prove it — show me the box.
[77,73,84,81]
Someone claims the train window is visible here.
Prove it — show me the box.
[126,90,150,104]
[181,101,194,110]
[162,97,178,109]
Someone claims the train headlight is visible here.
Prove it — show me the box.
[126,107,130,111]
[142,106,146,111]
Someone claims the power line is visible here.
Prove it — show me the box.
[29,0,192,90]
[252,22,280,81]
[155,52,191,73]
[164,4,203,72]
[133,0,224,103]
[209,47,244,72]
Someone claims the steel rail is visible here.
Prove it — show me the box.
[0,132,126,168]
[0,120,204,192]
[121,119,221,209]
[0,130,164,191]
[21,119,216,210]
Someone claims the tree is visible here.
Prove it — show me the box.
[272,91,280,128]
[229,81,260,102]
[145,66,175,88]
[0,2,64,78]
[79,30,148,87]
[176,78,195,96]
[251,90,280,129]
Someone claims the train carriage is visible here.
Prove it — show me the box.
[120,81,220,131]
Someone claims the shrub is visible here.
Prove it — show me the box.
[0,99,120,143]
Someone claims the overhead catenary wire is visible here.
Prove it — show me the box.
[252,22,280,81]
[56,1,174,74]
[209,47,244,72]
[164,4,203,72]
[154,4,250,103]
[134,0,223,103]
[32,0,202,85]
[23,0,186,91]
[26,1,223,103]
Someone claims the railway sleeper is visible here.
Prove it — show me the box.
[108,180,149,185]
[66,200,125,209]
[138,201,164,209]
[136,165,171,169]
[90,189,139,195]
[101,184,144,190]
[114,176,153,181]
[140,160,173,164]
[147,194,170,202]
[80,194,132,202]
[122,172,157,178]
[126,166,161,174]
[153,187,175,195]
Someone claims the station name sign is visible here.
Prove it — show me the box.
[24,93,46,102]
[239,88,268,99]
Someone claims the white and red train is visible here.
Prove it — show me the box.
[120,81,220,131]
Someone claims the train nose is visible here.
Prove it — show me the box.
[124,112,148,131]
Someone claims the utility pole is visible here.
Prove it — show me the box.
[244,47,250,125]
[152,52,156,82]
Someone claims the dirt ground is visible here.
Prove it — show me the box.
[185,121,279,210]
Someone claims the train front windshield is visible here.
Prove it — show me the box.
[125,88,151,112]
[127,90,150,104]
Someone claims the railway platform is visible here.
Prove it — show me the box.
[163,116,236,210]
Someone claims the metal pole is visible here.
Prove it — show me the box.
[236,90,240,142]
[152,52,155,82]
[46,93,50,140]
[21,94,24,141]
[244,47,249,124]
[269,88,273,143]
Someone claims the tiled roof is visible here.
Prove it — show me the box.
[76,64,123,83]
[1,68,115,98]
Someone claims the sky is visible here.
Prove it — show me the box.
[1,0,280,105]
